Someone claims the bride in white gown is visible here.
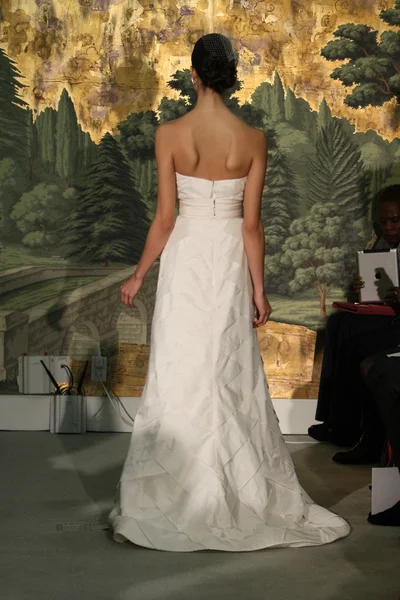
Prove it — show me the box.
[109,33,351,552]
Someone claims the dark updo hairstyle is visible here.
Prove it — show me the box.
[191,33,238,94]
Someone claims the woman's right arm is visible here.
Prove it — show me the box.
[242,130,272,326]
[120,124,176,308]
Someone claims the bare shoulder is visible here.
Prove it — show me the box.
[249,126,267,149]
[155,116,187,146]
[155,121,175,141]
[235,117,267,149]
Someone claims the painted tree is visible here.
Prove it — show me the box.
[273,122,316,215]
[262,132,299,254]
[26,109,38,182]
[262,131,300,293]
[284,88,297,125]
[81,130,97,172]
[55,89,79,187]
[318,98,333,130]
[10,182,68,249]
[35,106,57,173]
[118,110,159,214]
[281,119,369,314]
[0,50,31,239]
[158,70,196,123]
[308,119,369,221]
[270,72,285,123]
[62,133,151,265]
[251,81,272,115]
[0,157,19,239]
[167,69,198,107]
[321,2,400,109]
[118,110,158,161]
[159,69,262,126]
[360,141,393,202]
[281,201,359,316]
[0,48,27,161]
[283,88,317,138]
[158,95,190,124]
[131,158,158,217]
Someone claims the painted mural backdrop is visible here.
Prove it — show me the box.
[1,0,400,397]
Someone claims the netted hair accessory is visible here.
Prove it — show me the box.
[191,34,238,93]
[201,33,238,64]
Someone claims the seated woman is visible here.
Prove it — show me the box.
[329,323,400,464]
[308,185,400,447]
[352,348,400,526]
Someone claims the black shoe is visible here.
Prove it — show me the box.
[308,423,331,442]
[332,433,384,465]
[368,501,400,527]
[308,423,359,447]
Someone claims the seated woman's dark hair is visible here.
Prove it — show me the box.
[191,34,238,94]
[376,184,400,207]
[372,184,400,235]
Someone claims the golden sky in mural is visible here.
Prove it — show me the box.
[0,0,397,142]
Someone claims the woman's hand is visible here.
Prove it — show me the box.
[253,291,273,327]
[385,287,400,304]
[120,273,144,308]
[352,274,365,294]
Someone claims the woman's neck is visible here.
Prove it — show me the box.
[194,88,226,112]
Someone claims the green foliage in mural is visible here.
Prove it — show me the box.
[382,0,400,26]
[35,107,57,174]
[318,98,332,130]
[118,110,159,215]
[118,111,158,161]
[131,158,158,217]
[11,182,72,250]
[62,133,150,265]
[26,109,38,182]
[251,82,272,114]
[262,130,299,293]
[167,69,198,107]
[159,69,263,127]
[0,157,20,240]
[0,38,398,323]
[321,2,400,108]
[280,202,359,317]
[0,48,27,161]
[56,89,80,187]
[81,131,97,172]
[270,72,285,123]
[308,119,369,220]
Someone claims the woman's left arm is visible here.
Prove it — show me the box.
[120,124,176,308]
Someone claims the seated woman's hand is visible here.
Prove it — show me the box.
[352,274,365,294]
[384,286,400,304]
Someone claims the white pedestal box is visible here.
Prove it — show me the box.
[17,355,71,394]
[49,395,87,434]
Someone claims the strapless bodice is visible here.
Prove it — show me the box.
[176,173,247,219]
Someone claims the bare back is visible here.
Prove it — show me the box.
[168,106,263,181]
[155,103,267,233]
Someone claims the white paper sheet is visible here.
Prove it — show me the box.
[371,467,400,515]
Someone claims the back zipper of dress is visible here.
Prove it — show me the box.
[211,179,217,469]
[212,181,216,218]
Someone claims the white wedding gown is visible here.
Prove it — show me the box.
[108,173,351,551]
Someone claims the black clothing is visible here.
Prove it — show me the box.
[315,311,399,439]
[362,349,400,470]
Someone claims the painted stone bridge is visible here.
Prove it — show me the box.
[0,265,159,383]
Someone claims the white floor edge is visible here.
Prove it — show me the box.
[0,395,318,435]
